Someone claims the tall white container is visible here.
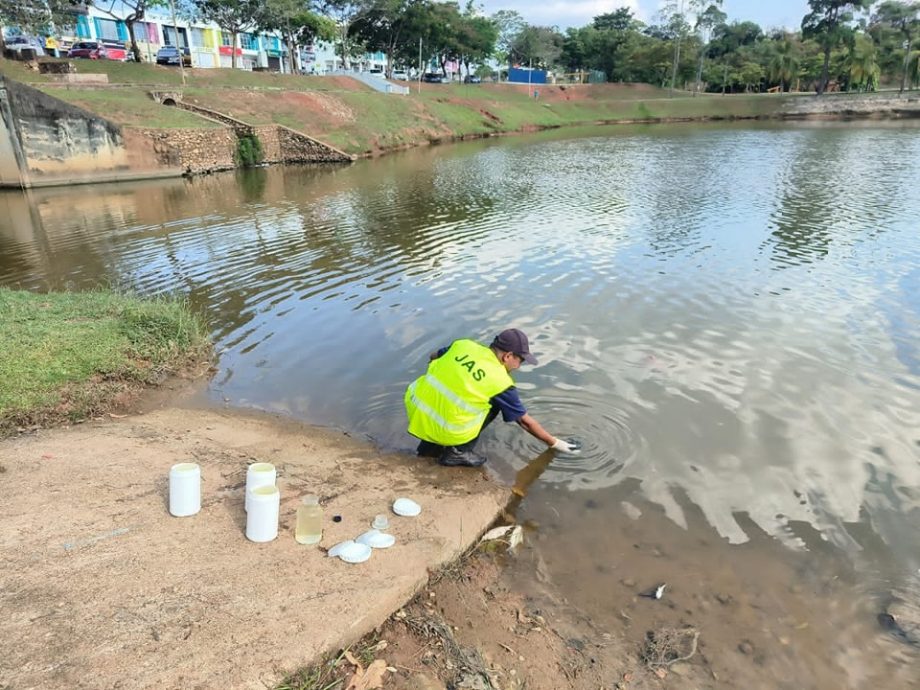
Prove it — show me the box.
[169,463,201,517]
[246,485,280,543]
[245,462,276,512]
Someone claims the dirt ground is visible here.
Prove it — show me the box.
[304,546,692,690]
[0,392,507,690]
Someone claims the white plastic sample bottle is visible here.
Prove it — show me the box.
[246,484,280,543]
[245,462,276,512]
[295,495,323,545]
[169,463,201,517]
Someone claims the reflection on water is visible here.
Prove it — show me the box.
[3,122,920,686]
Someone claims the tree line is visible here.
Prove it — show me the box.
[2,0,919,93]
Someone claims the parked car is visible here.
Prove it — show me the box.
[422,72,446,83]
[463,75,482,84]
[68,40,127,61]
[391,70,409,81]
[155,45,191,67]
[5,36,45,58]
[368,67,384,76]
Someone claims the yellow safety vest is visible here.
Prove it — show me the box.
[405,339,514,446]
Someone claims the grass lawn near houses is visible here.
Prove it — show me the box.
[0,56,798,155]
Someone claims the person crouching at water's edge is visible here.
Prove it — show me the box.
[405,328,578,467]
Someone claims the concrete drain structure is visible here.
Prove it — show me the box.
[149,90,355,172]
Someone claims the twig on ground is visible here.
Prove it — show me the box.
[642,627,700,668]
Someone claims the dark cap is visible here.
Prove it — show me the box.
[491,328,538,365]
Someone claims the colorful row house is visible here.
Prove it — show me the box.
[65,7,289,71]
[60,7,386,75]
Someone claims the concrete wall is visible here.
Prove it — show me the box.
[1,78,179,187]
[0,82,24,187]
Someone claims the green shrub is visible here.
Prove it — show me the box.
[236,134,263,167]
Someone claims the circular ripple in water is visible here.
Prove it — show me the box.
[490,392,646,487]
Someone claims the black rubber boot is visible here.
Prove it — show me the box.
[438,447,488,467]
[417,440,443,458]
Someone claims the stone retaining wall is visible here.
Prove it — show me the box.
[253,124,282,162]
[132,127,237,173]
[782,94,920,118]
[277,125,352,163]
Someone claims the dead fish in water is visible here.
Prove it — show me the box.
[639,583,666,600]
[878,612,920,647]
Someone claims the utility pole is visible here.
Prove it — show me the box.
[528,58,532,98]
[417,37,422,95]
[168,0,186,86]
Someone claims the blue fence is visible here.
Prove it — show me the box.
[508,68,547,84]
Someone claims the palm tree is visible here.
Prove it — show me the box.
[769,37,800,92]
[847,33,881,91]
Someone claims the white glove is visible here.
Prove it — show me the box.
[551,438,580,454]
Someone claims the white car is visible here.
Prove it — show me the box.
[5,36,45,57]
[391,70,409,80]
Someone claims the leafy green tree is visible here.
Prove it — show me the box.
[628,34,680,86]
[318,0,372,69]
[509,24,563,69]
[0,0,86,52]
[708,20,763,58]
[395,0,464,77]
[593,7,636,32]
[258,0,334,73]
[874,0,920,92]
[194,0,261,68]
[352,0,418,75]
[691,0,726,94]
[454,12,497,77]
[491,8,525,69]
[739,59,765,91]
[802,0,873,94]
[560,26,593,71]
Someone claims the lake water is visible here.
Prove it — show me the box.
[2,122,919,687]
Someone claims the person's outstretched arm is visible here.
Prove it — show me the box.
[516,413,576,451]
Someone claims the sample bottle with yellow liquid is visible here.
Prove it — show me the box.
[295,495,323,544]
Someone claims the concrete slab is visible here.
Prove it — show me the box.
[0,407,506,689]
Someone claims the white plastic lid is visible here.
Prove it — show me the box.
[356,529,396,549]
[338,542,372,564]
[392,497,421,517]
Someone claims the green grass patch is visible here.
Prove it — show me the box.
[39,86,221,128]
[0,288,210,436]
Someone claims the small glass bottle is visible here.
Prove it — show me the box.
[295,495,323,545]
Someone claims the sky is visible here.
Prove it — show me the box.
[476,1,813,31]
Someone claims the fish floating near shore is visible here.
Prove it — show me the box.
[639,583,666,600]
